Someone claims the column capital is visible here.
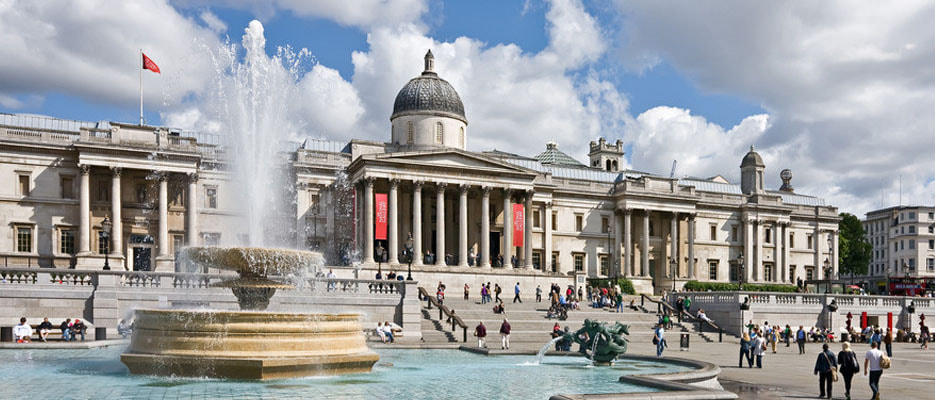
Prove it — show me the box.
[110,166,123,177]
[481,185,492,196]
[545,201,553,209]
[79,164,91,175]
[186,172,198,183]
[154,171,169,182]
[688,212,696,220]
[363,176,375,187]
[459,184,469,194]
[620,208,631,216]
[437,182,448,191]
[503,188,513,196]
[413,180,423,190]
[389,178,400,189]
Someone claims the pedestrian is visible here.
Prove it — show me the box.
[474,321,487,348]
[654,322,666,357]
[864,341,886,400]
[536,285,542,302]
[464,283,470,300]
[494,284,502,303]
[917,325,927,351]
[513,282,522,303]
[499,318,511,350]
[797,325,807,354]
[480,284,488,304]
[837,342,860,400]
[739,331,753,368]
[885,328,895,356]
[752,329,767,368]
[682,296,692,314]
[813,343,837,399]
[784,324,792,347]
[770,325,779,353]
[615,291,624,313]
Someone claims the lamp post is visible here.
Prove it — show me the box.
[405,233,414,281]
[823,257,831,294]
[101,216,112,271]
[737,252,745,291]
[670,259,678,293]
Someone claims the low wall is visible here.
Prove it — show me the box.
[0,268,421,340]
[675,291,929,336]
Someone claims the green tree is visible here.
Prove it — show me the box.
[838,212,871,278]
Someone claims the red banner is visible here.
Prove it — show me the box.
[512,203,524,247]
[375,193,388,240]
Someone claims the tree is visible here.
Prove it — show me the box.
[838,213,871,278]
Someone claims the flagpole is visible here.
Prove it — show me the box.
[139,49,143,125]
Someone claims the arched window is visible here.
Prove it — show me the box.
[605,160,612,171]
[435,122,444,144]
[612,160,618,171]
[459,127,465,147]
[407,121,414,144]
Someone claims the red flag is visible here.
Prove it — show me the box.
[142,53,160,74]
[375,193,388,240]
[512,204,524,247]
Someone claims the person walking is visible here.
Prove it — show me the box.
[797,325,807,354]
[615,291,624,313]
[474,321,487,348]
[536,285,542,303]
[654,322,666,357]
[464,283,470,300]
[513,282,522,303]
[784,324,792,347]
[770,326,779,354]
[494,284,502,303]
[813,343,838,399]
[885,328,894,356]
[864,341,885,400]
[739,331,753,368]
[499,318,511,350]
[480,284,488,304]
[682,297,692,315]
[837,342,860,400]
[752,329,767,368]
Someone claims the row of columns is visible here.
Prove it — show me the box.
[77,165,199,265]
[617,210,695,280]
[741,220,838,283]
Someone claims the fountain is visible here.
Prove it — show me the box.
[560,319,631,365]
[120,247,379,379]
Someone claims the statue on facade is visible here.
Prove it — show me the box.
[562,319,630,364]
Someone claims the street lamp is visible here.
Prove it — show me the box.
[405,233,414,281]
[736,252,745,291]
[101,216,112,271]
[670,259,678,293]
[823,257,831,294]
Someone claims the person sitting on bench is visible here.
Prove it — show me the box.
[37,317,54,342]
[13,317,33,343]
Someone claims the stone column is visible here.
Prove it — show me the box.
[614,211,622,277]
[157,173,169,258]
[688,214,696,280]
[458,184,469,267]
[744,218,754,283]
[481,186,491,268]
[412,181,423,266]
[78,164,91,255]
[832,231,839,279]
[544,202,553,272]
[642,211,650,277]
[436,183,447,266]
[503,189,513,268]
[755,221,763,282]
[623,210,632,277]
[814,226,822,279]
[524,192,533,268]
[110,167,123,257]
[782,223,791,283]
[363,178,375,264]
[389,179,400,265]
[185,172,197,247]
[670,212,678,278]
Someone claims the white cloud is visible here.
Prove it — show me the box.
[200,10,227,33]
[174,0,429,29]
[613,1,935,216]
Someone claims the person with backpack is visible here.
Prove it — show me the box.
[796,325,807,354]
[837,342,860,400]
[739,331,754,368]
[864,341,887,400]
[814,343,838,399]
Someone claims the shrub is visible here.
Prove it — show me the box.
[587,277,636,295]
[683,281,797,293]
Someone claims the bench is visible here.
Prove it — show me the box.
[0,318,92,342]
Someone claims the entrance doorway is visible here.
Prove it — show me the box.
[489,232,501,266]
[133,247,152,271]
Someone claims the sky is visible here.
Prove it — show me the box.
[0,0,933,217]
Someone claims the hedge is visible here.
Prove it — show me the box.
[682,280,797,293]
[587,277,636,295]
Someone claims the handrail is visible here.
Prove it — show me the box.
[418,287,468,342]
[641,294,724,342]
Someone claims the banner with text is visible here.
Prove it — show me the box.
[375,193,388,240]
[512,203,524,247]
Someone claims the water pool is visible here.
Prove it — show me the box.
[0,347,688,399]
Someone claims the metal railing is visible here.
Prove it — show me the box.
[641,294,724,342]
[418,287,468,342]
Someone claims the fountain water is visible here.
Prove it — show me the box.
[534,337,563,365]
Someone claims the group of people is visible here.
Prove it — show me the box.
[13,317,87,343]
[588,286,624,312]
[374,269,406,281]
[472,319,511,350]
[374,321,400,343]
[812,341,888,400]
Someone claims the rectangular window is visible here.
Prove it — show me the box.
[731,225,739,242]
[806,266,814,281]
[910,212,916,219]
[929,239,934,250]
[929,212,934,220]
[649,221,655,237]
[901,240,905,250]
[551,252,559,273]
[765,227,772,244]
[60,176,74,199]
[97,180,110,202]
[532,251,541,270]
[909,239,916,249]
[929,226,934,234]
[910,226,916,234]
[789,265,796,283]
[909,258,916,270]
[901,226,905,234]
[60,229,75,255]
[573,253,584,272]
[97,230,109,254]
[895,242,899,252]
[599,255,608,276]
[790,232,796,248]
[15,225,32,252]
[601,217,609,233]
[764,263,773,281]
[575,215,583,232]
[205,186,218,209]
[17,174,30,196]
[551,213,557,231]
[709,224,717,241]
[708,260,718,280]
[928,258,934,272]
[172,234,184,256]
[807,234,813,249]
[533,210,541,228]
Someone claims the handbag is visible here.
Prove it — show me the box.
[880,354,891,369]
[652,336,659,345]
[822,352,839,382]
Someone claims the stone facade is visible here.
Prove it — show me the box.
[860,206,935,291]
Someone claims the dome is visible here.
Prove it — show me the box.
[391,50,467,124]
[741,145,765,168]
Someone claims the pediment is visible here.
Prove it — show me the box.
[366,149,536,175]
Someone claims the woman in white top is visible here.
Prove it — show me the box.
[13,317,32,343]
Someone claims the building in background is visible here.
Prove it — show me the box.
[861,206,935,294]
[0,51,840,294]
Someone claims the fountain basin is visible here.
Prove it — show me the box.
[120,309,378,379]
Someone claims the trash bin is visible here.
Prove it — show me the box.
[95,327,107,341]
[680,333,690,351]
[0,326,11,342]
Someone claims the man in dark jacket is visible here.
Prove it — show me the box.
[474,321,487,348]
[72,319,87,341]
[813,343,838,399]
[59,319,72,341]
[499,319,511,350]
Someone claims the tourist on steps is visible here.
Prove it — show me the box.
[797,326,807,354]
[813,343,837,399]
[513,282,522,303]
[59,318,72,342]
[536,285,542,303]
[752,328,767,368]
[499,319,511,350]
[474,321,487,348]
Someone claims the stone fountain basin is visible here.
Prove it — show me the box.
[183,246,322,277]
[121,308,379,379]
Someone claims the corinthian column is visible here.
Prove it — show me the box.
[481,186,491,268]
[388,179,399,265]
[363,178,374,264]
[157,173,169,258]
[458,184,469,267]
[185,172,197,247]
[524,191,533,268]
[78,164,91,255]
[503,189,513,268]
[436,183,447,266]
[110,167,123,258]
[412,181,423,266]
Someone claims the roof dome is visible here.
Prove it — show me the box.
[741,145,765,168]
[391,50,467,124]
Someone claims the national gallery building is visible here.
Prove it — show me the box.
[0,51,840,294]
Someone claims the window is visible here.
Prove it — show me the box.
[532,251,541,270]
[575,215,583,232]
[96,180,110,202]
[551,252,559,273]
[910,212,916,219]
[135,184,147,203]
[601,217,609,233]
[59,228,75,255]
[551,213,557,231]
[649,221,655,237]
[573,253,584,272]
[97,230,109,254]
[172,234,184,255]
[709,224,717,241]
[60,176,74,199]
[928,258,934,271]
[406,121,414,144]
[790,232,796,248]
[929,226,934,234]
[459,127,465,147]
[789,265,796,283]
[909,239,915,249]
[901,240,905,250]
[205,186,218,209]
[807,234,813,249]
[17,174,30,196]
[15,225,32,252]
[901,226,905,234]
[765,227,772,244]
[764,263,773,282]
[929,212,934,220]
[533,210,541,228]
[731,225,739,242]
[435,122,443,144]
[806,266,814,281]
[895,242,899,252]
[599,255,608,276]
[909,226,916,234]
[708,260,718,280]
[909,258,916,270]
[929,239,934,250]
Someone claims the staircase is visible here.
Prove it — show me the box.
[634,295,738,344]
